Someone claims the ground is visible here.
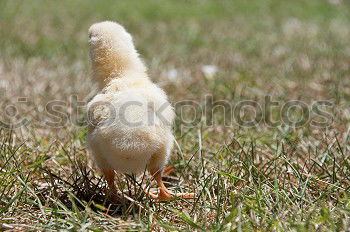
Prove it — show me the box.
[0,0,350,231]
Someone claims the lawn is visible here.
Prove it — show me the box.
[1,0,350,230]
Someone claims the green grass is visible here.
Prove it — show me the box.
[1,0,350,230]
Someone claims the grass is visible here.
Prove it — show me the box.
[1,0,350,230]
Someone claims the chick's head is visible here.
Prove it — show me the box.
[89,21,145,87]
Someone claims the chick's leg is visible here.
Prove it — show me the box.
[148,147,194,200]
[91,148,120,201]
[103,169,116,192]
[163,165,175,176]
[150,169,195,200]
[154,171,173,200]
[102,169,121,203]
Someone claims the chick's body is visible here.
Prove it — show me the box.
[87,21,193,200]
[87,21,174,176]
[88,78,175,174]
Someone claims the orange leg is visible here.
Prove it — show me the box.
[163,165,175,176]
[143,188,159,199]
[155,172,173,200]
[103,169,116,191]
[102,169,121,202]
[149,168,195,200]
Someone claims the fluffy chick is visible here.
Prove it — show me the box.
[87,21,193,200]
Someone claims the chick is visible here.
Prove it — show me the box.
[87,21,193,200]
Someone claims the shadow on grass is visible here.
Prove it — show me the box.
[41,162,154,217]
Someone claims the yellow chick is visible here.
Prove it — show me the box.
[87,21,193,200]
